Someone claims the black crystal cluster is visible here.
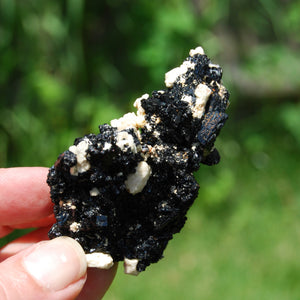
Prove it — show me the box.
[47,47,230,274]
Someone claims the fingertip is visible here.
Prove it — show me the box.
[23,237,87,292]
[0,236,88,300]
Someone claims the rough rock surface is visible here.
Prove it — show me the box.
[47,47,230,275]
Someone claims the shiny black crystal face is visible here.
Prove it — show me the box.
[47,48,230,273]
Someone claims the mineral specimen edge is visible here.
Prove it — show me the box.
[47,46,230,275]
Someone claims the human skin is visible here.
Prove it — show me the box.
[0,167,117,300]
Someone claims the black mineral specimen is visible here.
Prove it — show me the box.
[47,47,230,275]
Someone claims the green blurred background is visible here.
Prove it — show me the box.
[1,0,300,299]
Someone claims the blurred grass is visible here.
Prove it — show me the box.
[0,0,300,299]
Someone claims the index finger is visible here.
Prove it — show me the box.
[0,167,53,226]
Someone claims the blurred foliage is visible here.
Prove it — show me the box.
[1,0,300,299]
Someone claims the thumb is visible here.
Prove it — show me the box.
[0,237,87,300]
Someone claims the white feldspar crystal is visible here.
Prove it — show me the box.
[86,252,114,269]
[124,258,139,276]
[125,161,151,195]
[69,139,91,175]
[111,112,145,131]
[165,67,182,88]
[189,46,205,56]
[116,131,138,153]
[69,222,81,232]
[208,63,220,69]
[193,83,212,119]
[181,83,212,119]
[133,93,148,117]
[103,142,112,150]
[181,94,193,107]
[216,81,228,98]
[165,60,195,88]
[89,187,100,196]
[181,59,196,71]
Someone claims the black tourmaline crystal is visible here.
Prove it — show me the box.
[47,47,230,275]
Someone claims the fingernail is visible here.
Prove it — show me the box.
[23,237,87,291]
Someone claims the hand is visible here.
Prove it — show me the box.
[0,167,117,300]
